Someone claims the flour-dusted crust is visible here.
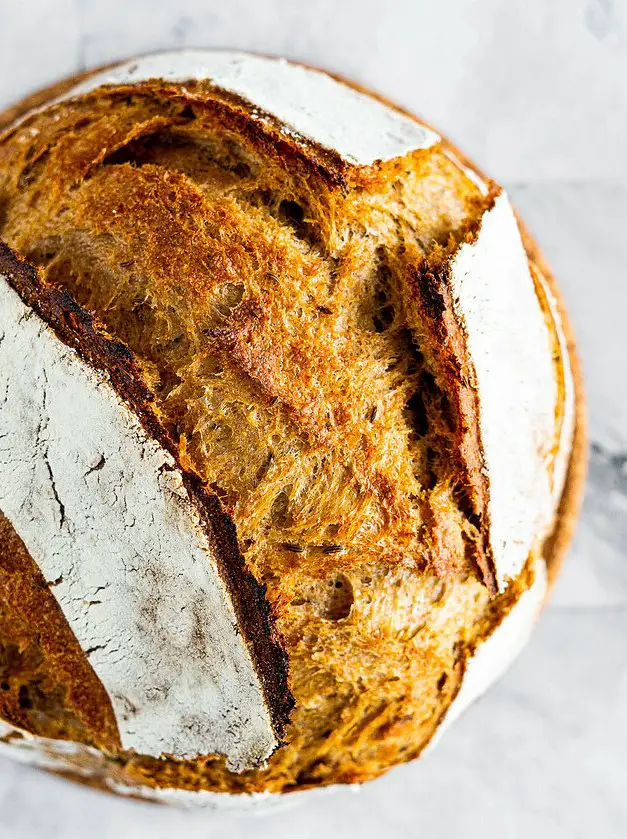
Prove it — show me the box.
[13,50,438,168]
[0,248,291,770]
[450,193,564,589]
[533,265,576,512]
[436,154,576,581]
[0,51,586,798]
[0,718,277,811]
[0,716,337,811]
[0,279,273,768]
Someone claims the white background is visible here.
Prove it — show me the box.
[0,0,626,836]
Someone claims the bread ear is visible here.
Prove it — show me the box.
[411,191,575,593]
[0,245,292,770]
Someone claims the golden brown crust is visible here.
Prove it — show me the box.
[2,60,585,588]
[0,56,586,798]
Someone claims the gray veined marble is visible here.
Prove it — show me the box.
[0,0,626,837]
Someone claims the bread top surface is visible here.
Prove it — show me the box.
[0,52,579,791]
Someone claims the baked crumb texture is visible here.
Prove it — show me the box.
[0,54,574,796]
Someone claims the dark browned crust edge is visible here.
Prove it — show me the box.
[0,242,294,746]
[406,188,500,594]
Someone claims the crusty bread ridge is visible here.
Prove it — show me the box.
[0,52,586,801]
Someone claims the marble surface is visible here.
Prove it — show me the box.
[0,0,626,836]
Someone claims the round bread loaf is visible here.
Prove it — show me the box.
[0,51,585,807]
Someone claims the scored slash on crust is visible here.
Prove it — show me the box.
[0,245,292,770]
[414,191,574,594]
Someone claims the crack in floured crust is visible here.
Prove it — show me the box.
[0,52,580,795]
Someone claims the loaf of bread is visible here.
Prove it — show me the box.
[0,50,585,807]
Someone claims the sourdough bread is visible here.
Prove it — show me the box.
[0,50,584,800]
